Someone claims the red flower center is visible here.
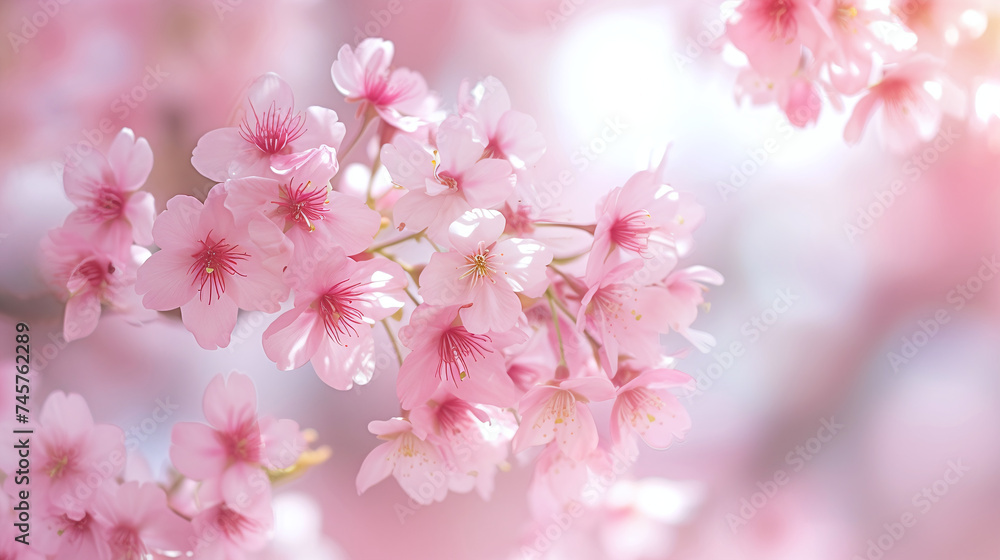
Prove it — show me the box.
[437,327,493,383]
[273,179,329,232]
[189,232,249,304]
[316,280,366,344]
[239,99,306,155]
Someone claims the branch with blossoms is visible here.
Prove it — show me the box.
[719,0,993,152]
[34,37,722,551]
[0,373,329,559]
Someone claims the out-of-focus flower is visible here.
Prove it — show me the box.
[39,227,151,341]
[93,481,192,560]
[727,0,831,78]
[62,128,156,248]
[458,76,546,168]
[610,368,693,454]
[170,372,304,502]
[331,38,438,132]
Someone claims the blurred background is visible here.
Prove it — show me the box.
[2,0,1000,559]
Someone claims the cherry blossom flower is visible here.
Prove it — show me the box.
[843,54,956,151]
[331,38,438,132]
[409,398,511,500]
[512,377,616,461]
[395,304,526,410]
[46,511,110,560]
[458,76,545,168]
[381,116,516,241]
[735,68,826,128]
[611,368,693,454]
[93,481,192,560]
[654,265,725,353]
[34,392,126,520]
[135,187,291,350]
[62,127,156,247]
[190,496,273,560]
[526,444,616,520]
[170,372,304,496]
[192,72,346,181]
[224,146,381,259]
[815,0,895,95]
[39,226,151,341]
[262,249,407,390]
[587,155,692,284]
[418,208,551,334]
[727,0,832,79]
[356,418,449,505]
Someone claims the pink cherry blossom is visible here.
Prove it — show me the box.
[610,369,693,454]
[47,511,110,560]
[135,187,291,350]
[816,0,895,95]
[192,72,346,181]
[34,392,126,520]
[844,54,954,151]
[39,226,151,341]
[262,249,407,390]
[93,481,192,560]
[395,304,526,410]
[331,38,438,132]
[356,418,449,505]
[224,146,381,259]
[458,76,546,168]
[170,372,304,495]
[62,127,156,247]
[409,398,511,500]
[190,495,273,560]
[653,265,725,352]
[526,444,617,520]
[727,0,832,78]
[381,116,516,241]
[418,208,551,334]
[511,377,615,461]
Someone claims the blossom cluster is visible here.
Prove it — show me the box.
[723,0,990,151]
[35,37,722,533]
[0,372,325,559]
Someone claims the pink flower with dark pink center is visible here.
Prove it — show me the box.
[135,187,291,350]
[170,372,304,501]
[93,482,191,560]
[381,116,516,241]
[224,147,380,260]
[458,76,545,168]
[727,0,831,79]
[39,226,151,341]
[418,208,551,334]
[62,127,156,248]
[262,248,407,390]
[192,73,346,181]
[331,38,439,132]
[191,496,273,560]
[395,304,526,410]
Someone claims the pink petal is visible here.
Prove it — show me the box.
[180,294,239,350]
[64,292,102,342]
[203,372,258,433]
[843,92,880,144]
[312,330,376,390]
[191,127,259,182]
[447,208,505,254]
[418,251,474,306]
[135,250,197,310]
[262,306,323,371]
[460,158,515,209]
[124,191,156,246]
[170,422,228,481]
[261,417,304,470]
[107,128,153,191]
[356,441,395,495]
[460,281,520,334]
